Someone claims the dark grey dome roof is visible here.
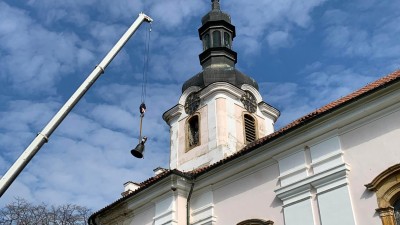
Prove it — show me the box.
[182,66,259,93]
[201,10,231,25]
[182,0,259,93]
[201,0,231,24]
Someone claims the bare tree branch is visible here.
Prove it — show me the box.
[0,197,92,225]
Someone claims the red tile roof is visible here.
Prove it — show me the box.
[89,69,400,222]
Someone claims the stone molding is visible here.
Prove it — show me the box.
[237,219,274,225]
[366,164,400,225]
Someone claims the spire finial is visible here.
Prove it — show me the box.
[212,0,220,10]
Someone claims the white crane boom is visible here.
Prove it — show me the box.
[0,13,153,198]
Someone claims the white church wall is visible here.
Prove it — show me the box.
[271,103,400,225]
[275,132,358,225]
[99,90,400,225]
[226,97,238,154]
[259,107,277,135]
[169,117,180,169]
[127,204,155,225]
[216,97,228,148]
[317,185,356,225]
[191,190,217,225]
[277,150,308,186]
[284,198,316,225]
[154,196,177,225]
[210,163,284,224]
[150,190,189,225]
[207,96,218,151]
[176,194,189,225]
[340,103,400,225]
[234,103,245,149]
[309,136,343,174]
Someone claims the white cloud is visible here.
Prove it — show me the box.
[324,25,372,57]
[260,82,313,127]
[149,35,202,82]
[322,2,400,61]
[261,65,376,128]
[266,30,292,50]
[88,22,128,53]
[226,0,327,54]
[89,104,135,131]
[0,2,93,95]
[0,94,171,209]
[322,9,348,26]
[27,0,125,25]
[94,83,181,115]
[0,100,59,133]
[149,0,207,29]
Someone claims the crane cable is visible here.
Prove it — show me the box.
[141,22,152,105]
[138,22,152,144]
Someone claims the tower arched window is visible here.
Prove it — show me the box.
[244,114,257,144]
[395,199,400,225]
[212,30,221,47]
[203,33,211,50]
[224,32,231,48]
[187,115,200,151]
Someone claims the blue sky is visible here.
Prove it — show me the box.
[0,0,399,210]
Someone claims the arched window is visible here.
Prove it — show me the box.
[244,114,257,144]
[203,33,210,50]
[187,115,200,151]
[224,32,231,48]
[212,31,221,47]
[366,164,400,225]
[237,219,274,225]
[395,199,400,225]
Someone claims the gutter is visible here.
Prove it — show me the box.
[187,181,195,225]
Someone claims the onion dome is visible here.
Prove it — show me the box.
[182,0,259,93]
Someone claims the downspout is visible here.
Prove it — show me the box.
[187,181,195,225]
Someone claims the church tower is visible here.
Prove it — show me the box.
[163,0,280,171]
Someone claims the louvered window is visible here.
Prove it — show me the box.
[244,114,256,143]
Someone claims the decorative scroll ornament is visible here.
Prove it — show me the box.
[241,91,257,113]
[185,93,201,115]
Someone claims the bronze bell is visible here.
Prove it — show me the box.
[131,143,144,158]
[131,136,147,158]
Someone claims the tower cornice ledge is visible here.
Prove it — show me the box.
[259,102,280,122]
[198,82,245,101]
[162,104,184,125]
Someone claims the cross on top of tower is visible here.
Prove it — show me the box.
[212,0,220,10]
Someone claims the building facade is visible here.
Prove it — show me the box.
[89,1,400,225]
